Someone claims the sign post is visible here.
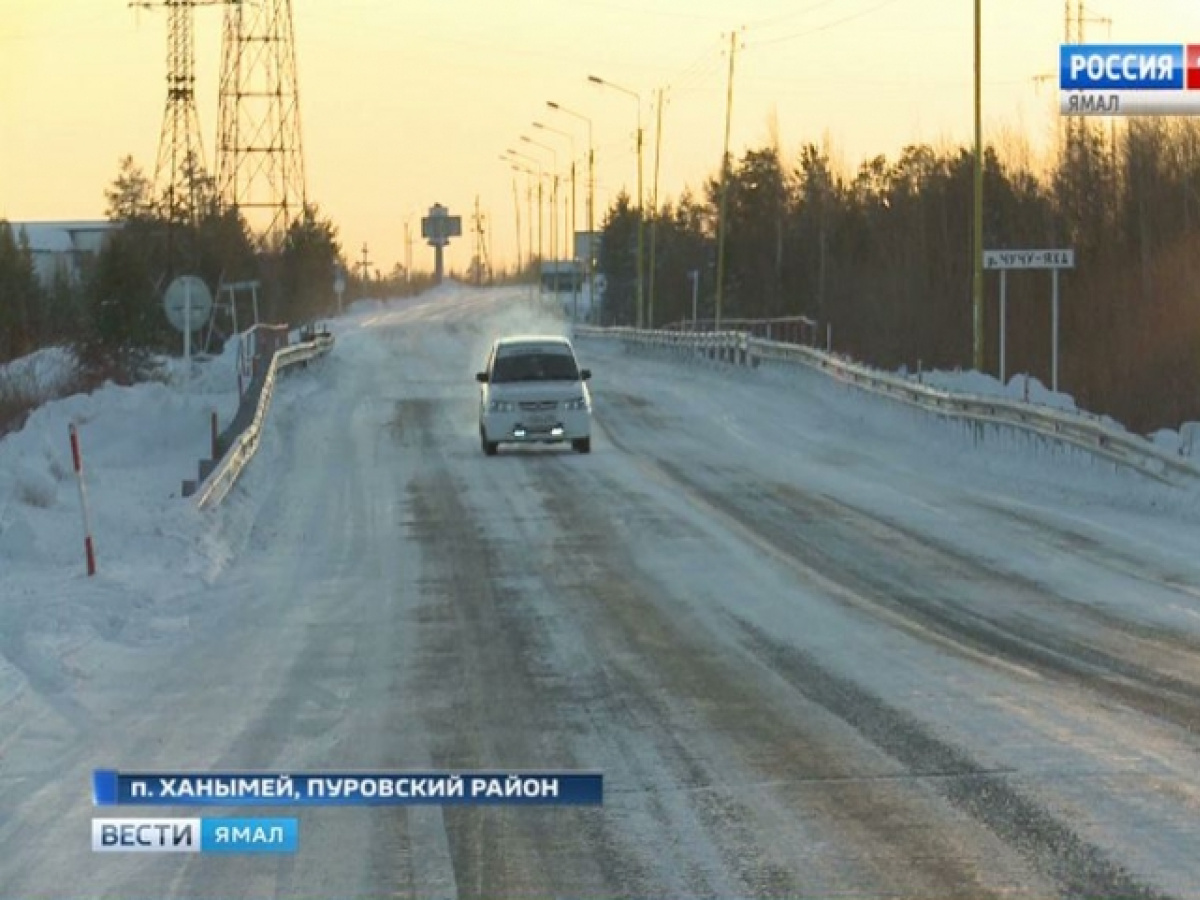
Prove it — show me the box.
[163,276,214,381]
[420,204,463,284]
[689,270,699,331]
[333,266,346,314]
[983,249,1075,393]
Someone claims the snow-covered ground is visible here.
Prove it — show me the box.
[1,283,1199,899]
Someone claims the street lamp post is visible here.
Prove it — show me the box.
[547,100,596,322]
[648,87,666,329]
[521,135,559,270]
[499,155,524,274]
[506,148,544,269]
[972,0,985,372]
[535,120,579,320]
[509,163,536,285]
[589,74,644,329]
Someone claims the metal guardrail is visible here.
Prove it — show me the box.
[574,325,1200,487]
[194,333,335,510]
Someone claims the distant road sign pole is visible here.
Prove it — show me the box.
[334,267,346,314]
[421,204,463,284]
[999,269,1007,384]
[983,249,1075,393]
[1051,267,1060,393]
[163,276,214,381]
[184,281,192,371]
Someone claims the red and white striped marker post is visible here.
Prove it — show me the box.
[69,422,97,576]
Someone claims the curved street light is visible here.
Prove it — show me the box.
[535,121,580,318]
[589,74,644,328]
[547,100,597,321]
[507,147,545,264]
[521,135,560,266]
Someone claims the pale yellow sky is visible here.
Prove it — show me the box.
[2,0,1196,276]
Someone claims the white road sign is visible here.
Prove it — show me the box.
[163,276,214,333]
[983,249,1075,270]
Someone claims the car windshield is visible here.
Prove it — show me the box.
[491,351,578,383]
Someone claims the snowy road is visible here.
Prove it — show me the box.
[3,286,1200,899]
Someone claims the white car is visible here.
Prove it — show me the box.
[476,335,592,455]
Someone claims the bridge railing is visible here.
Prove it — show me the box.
[194,331,335,510]
[573,324,1200,487]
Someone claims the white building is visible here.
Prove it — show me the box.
[7,221,119,289]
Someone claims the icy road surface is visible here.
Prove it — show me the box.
[3,285,1200,899]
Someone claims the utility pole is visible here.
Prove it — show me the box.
[714,30,740,332]
[525,177,534,277]
[587,140,595,320]
[471,195,491,286]
[635,109,644,329]
[403,223,412,284]
[569,157,578,318]
[972,0,984,372]
[512,175,523,275]
[648,87,665,330]
[360,242,372,284]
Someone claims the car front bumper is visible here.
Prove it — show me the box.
[481,409,591,443]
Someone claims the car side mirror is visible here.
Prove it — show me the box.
[580,369,592,381]
[475,372,488,383]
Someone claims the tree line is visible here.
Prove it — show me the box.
[0,154,376,385]
[598,120,1200,433]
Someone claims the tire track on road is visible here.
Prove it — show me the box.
[399,397,648,900]
[531,458,1049,900]
[585,415,1183,900]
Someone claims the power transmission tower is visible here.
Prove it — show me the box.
[133,1,227,226]
[217,0,308,238]
[1065,0,1113,152]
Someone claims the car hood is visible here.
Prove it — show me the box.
[486,380,587,402]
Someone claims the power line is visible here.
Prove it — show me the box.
[744,0,847,31]
[747,0,910,49]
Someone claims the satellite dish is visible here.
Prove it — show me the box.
[163,276,214,333]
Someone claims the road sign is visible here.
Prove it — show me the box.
[421,204,462,246]
[984,248,1076,392]
[421,204,462,283]
[983,249,1075,270]
[163,276,214,333]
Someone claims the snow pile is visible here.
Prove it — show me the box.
[913,368,1080,413]
[1149,422,1200,459]
[0,337,250,719]
[908,369,1200,456]
[0,346,79,398]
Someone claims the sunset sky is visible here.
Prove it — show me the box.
[2,0,1197,277]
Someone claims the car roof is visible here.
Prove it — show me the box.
[494,334,572,347]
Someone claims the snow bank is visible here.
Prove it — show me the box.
[914,368,1079,413]
[0,337,247,720]
[905,367,1200,457]
[0,346,78,397]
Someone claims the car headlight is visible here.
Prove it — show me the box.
[488,399,516,413]
[563,397,589,411]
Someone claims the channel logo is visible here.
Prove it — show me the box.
[91,818,298,853]
[1060,44,1200,116]
[1059,44,1194,90]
